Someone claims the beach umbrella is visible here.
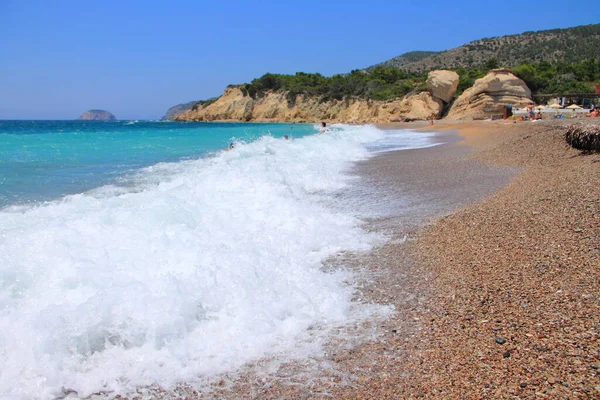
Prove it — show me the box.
[548,103,562,109]
[566,104,582,109]
[535,105,545,110]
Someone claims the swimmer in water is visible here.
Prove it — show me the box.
[319,122,326,135]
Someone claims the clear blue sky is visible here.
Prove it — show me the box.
[0,0,596,120]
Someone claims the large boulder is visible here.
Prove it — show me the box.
[77,109,116,121]
[446,69,532,120]
[392,91,444,121]
[426,70,460,103]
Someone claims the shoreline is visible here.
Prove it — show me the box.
[198,119,599,399]
[68,119,598,399]
[337,119,600,399]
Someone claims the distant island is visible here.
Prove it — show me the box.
[77,110,117,121]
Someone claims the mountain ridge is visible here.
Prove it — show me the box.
[372,24,600,72]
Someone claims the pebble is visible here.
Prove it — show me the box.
[495,337,507,345]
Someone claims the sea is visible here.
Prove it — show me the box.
[0,120,439,399]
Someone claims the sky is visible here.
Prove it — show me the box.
[0,1,597,120]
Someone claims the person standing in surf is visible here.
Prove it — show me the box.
[319,122,327,135]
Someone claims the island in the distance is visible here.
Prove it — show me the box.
[77,109,117,120]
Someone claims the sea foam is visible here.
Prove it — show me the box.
[0,124,415,399]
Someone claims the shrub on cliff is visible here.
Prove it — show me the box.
[190,98,218,111]
[240,67,426,102]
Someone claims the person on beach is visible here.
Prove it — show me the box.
[319,122,327,135]
[527,103,535,120]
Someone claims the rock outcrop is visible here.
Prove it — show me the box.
[393,91,444,121]
[426,70,460,103]
[174,86,443,123]
[77,110,117,121]
[445,69,532,120]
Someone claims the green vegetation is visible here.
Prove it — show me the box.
[240,67,427,103]
[511,59,599,94]
[238,58,599,103]
[190,97,218,111]
[369,51,439,70]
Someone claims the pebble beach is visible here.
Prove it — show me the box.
[336,119,600,399]
[396,119,599,399]
[192,119,600,400]
[86,119,598,400]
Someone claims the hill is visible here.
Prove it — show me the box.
[373,51,438,70]
[161,101,198,121]
[373,24,600,72]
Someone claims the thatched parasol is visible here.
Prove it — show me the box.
[565,123,600,151]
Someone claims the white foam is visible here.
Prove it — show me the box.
[0,125,434,399]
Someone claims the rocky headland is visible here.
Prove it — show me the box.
[77,110,117,121]
[172,69,533,123]
[161,101,198,121]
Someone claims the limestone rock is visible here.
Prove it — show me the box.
[175,86,409,123]
[175,85,444,124]
[426,70,460,103]
[446,69,532,120]
[77,110,116,121]
[393,91,444,122]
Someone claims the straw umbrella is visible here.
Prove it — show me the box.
[566,104,582,109]
[548,103,562,109]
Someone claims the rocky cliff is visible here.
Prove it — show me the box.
[174,86,422,123]
[173,70,456,124]
[175,87,447,123]
[77,110,117,121]
[174,69,532,123]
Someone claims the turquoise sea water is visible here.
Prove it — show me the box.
[0,120,315,207]
[0,121,440,399]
